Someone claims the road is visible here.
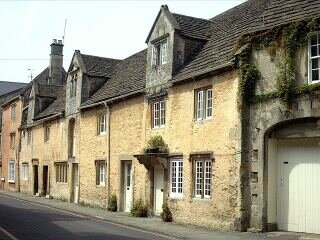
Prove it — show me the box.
[0,194,170,240]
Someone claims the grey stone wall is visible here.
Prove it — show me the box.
[246,45,320,231]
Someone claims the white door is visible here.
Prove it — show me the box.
[154,165,164,215]
[73,164,79,203]
[277,139,320,234]
[124,162,132,212]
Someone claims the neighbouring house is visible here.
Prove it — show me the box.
[0,82,27,189]
[63,50,120,203]
[18,39,66,197]
[1,0,320,234]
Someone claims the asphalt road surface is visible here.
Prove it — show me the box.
[0,194,170,240]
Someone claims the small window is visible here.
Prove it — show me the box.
[8,160,15,183]
[152,40,168,67]
[10,133,15,149]
[44,125,50,142]
[22,164,29,181]
[96,161,106,186]
[70,73,78,97]
[11,104,16,120]
[309,33,320,83]
[98,114,107,135]
[195,87,213,121]
[152,98,165,128]
[27,129,32,145]
[170,158,183,198]
[56,163,68,183]
[193,157,212,199]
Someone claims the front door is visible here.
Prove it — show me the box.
[154,165,164,215]
[42,166,48,196]
[33,165,38,195]
[124,162,132,212]
[73,164,79,203]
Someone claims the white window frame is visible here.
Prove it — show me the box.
[98,114,107,135]
[152,40,168,67]
[96,161,106,186]
[195,87,213,121]
[8,160,15,183]
[170,158,183,198]
[22,164,29,181]
[194,159,212,199]
[56,163,68,183]
[309,33,320,84]
[152,98,165,128]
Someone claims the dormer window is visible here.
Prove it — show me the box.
[152,40,168,67]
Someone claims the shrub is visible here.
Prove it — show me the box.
[161,203,173,222]
[131,199,148,217]
[107,194,117,212]
[144,135,169,153]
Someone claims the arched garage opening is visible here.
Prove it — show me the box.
[266,118,320,234]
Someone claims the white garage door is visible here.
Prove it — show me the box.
[277,138,320,234]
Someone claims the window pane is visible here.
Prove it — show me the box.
[204,161,212,198]
[195,161,203,197]
[312,59,319,69]
[311,46,318,57]
[171,161,177,193]
[161,41,168,64]
[153,102,160,127]
[312,69,319,81]
[206,89,213,118]
[160,100,165,126]
[197,91,203,120]
[311,35,318,46]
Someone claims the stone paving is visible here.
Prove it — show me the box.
[0,190,319,240]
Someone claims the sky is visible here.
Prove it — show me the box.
[0,0,246,84]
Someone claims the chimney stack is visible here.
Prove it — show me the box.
[48,39,64,85]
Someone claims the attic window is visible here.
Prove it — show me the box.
[70,73,78,97]
[152,40,168,67]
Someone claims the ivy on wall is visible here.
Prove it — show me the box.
[236,16,320,104]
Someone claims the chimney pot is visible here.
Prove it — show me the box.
[53,39,57,43]
[58,40,63,44]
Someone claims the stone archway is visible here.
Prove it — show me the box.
[264,118,320,233]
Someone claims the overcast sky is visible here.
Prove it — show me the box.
[0,0,245,83]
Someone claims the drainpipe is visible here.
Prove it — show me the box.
[102,101,111,209]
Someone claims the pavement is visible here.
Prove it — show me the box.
[0,189,320,240]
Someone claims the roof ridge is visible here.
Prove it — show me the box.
[0,81,27,84]
[209,0,251,21]
[81,53,121,61]
[172,12,212,22]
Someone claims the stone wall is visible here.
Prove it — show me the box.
[247,46,320,231]
[78,105,109,207]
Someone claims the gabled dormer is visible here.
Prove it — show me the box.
[65,50,120,117]
[146,5,212,95]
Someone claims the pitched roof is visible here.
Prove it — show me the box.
[172,13,212,40]
[248,0,320,33]
[34,85,66,120]
[81,49,147,107]
[81,54,121,77]
[0,81,27,96]
[172,0,272,82]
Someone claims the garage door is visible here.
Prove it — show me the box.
[277,138,320,234]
